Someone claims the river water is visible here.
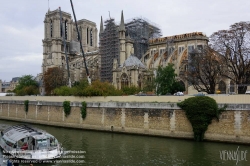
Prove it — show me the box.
[0,119,249,166]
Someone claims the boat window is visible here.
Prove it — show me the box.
[49,137,58,147]
[2,137,15,147]
[37,139,48,149]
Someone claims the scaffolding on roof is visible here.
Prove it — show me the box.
[99,18,120,82]
[125,18,162,60]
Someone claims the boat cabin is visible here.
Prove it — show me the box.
[0,124,58,152]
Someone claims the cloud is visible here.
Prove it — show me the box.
[0,53,42,81]
[1,0,250,81]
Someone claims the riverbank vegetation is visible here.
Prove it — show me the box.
[24,100,29,114]
[14,75,39,96]
[63,101,71,117]
[177,96,226,141]
[53,79,143,96]
[81,101,87,119]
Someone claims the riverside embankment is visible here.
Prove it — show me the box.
[0,95,250,144]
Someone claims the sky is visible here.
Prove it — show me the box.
[0,0,249,82]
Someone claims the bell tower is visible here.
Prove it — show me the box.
[42,9,73,73]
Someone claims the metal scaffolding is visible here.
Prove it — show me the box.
[99,17,161,83]
[99,18,120,82]
[125,18,162,60]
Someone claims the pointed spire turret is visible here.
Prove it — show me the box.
[100,16,103,34]
[119,10,125,31]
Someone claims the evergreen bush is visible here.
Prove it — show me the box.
[81,101,87,119]
[63,101,71,117]
[24,100,29,114]
[121,86,140,95]
[177,96,226,141]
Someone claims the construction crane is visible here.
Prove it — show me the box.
[70,0,91,84]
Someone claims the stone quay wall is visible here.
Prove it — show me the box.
[0,99,250,144]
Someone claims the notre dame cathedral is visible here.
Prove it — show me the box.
[41,8,231,95]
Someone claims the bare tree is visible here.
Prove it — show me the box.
[210,21,250,94]
[185,46,223,94]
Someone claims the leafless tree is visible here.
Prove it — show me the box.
[210,21,250,94]
[185,46,223,94]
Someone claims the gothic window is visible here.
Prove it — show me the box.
[218,81,226,94]
[79,27,81,41]
[50,20,53,38]
[169,47,174,55]
[60,19,63,37]
[178,47,184,54]
[65,20,68,40]
[121,73,129,89]
[160,49,165,55]
[90,29,93,46]
[66,45,69,53]
[188,45,194,53]
[87,28,89,44]
[138,74,142,89]
[230,81,235,93]
[197,45,203,50]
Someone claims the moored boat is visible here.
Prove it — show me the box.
[0,124,63,160]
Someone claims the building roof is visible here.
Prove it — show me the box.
[11,77,20,82]
[149,32,207,44]
[122,55,146,68]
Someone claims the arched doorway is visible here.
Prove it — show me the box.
[138,74,142,89]
[230,81,235,93]
[121,73,129,89]
[218,81,226,94]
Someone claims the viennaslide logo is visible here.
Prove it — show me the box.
[220,146,247,165]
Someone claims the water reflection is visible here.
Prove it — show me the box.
[0,120,249,166]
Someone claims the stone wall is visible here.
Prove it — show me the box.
[0,100,250,144]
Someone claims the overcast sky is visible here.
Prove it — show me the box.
[0,0,249,82]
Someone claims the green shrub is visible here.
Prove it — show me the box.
[24,100,29,114]
[54,86,75,96]
[52,80,123,96]
[81,80,123,96]
[177,96,226,141]
[63,101,71,117]
[81,101,87,119]
[121,86,140,95]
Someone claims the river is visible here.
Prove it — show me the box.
[0,119,249,166]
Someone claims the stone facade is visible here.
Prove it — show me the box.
[1,100,250,144]
[40,9,236,95]
[42,9,99,85]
